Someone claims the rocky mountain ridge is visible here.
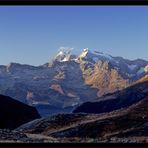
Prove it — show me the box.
[74,74,148,113]
[0,48,147,116]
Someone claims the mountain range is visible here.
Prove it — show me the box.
[10,75,148,143]
[0,48,147,116]
[0,48,147,143]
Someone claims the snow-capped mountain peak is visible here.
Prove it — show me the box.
[54,48,115,63]
[54,50,71,62]
[0,47,147,117]
[77,48,115,65]
[79,48,89,59]
[57,51,64,56]
[54,48,78,62]
[53,48,148,81]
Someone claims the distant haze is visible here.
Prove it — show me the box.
[0,6,148,66]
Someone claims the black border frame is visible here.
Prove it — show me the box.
[0,0,148,147]
[0,0,148,5]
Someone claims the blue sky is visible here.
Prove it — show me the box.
[0,6,148,66]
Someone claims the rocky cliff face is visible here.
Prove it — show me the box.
[80,61,128,96]
[73,75,148,114]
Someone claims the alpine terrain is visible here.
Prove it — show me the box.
[0,49,147,143]
[0,48,147,116]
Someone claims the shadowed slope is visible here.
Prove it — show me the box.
[0,94,41,130]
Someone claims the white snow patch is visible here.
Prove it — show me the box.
[137,67,144,75]
[57,51,64,56]
[83,48,89,52]
[74,58,79,63]
[79,48,89,58]
[127,64,137,70]
[61,56,70,62]
[93,51,113,60]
